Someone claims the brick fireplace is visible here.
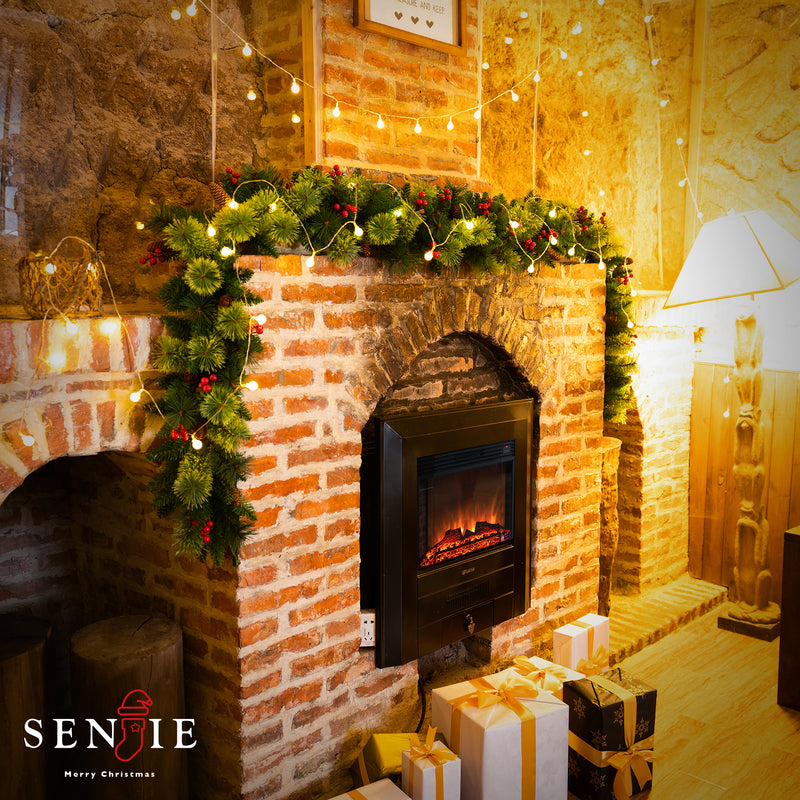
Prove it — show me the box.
[1,253,607,799]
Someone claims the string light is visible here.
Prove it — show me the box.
[559,49,568,60]
[447,117,454,131]
[414,119,422,134]
[548,208,556,218]
[220,246,235,257]
[598,260,606,270]
[135,221,145,230]
[65,320,78,334]
[627,320,634,328]
[473,108,481,119]
[227,199,239,209]
[393,208,403,217]
[659,99,669,107]
[571,22,582,34]
[291,112,301,123]
[376,115,385,129]
[533,70,540,82]
[354,225,363,237]
[482,62,490,69]
[186,2,197,16]
[332,102,341,117]
[207,224,216,237]
[464,220,474,230]
[242,42,252,57]
[581,110,589,117]
[48,350,67,369]
[247,88,256,101]
[424,249,434,261]
[305,254,315,267]
[254,314,267,325]
[170,8,181,20]
[510,220,520,229]
[510,90,519,102]
[129,389,142,402]
[244,380,259,391]
[290,78,300,94]
[583,149,592,155]
[21,433,35,446]
[549,234,558,245]
[191,436,203,450]
[527,264,535,273]
[44,262,57,274]
[567,246,576,257]
[505,36,513,44]
[101,318,119,335]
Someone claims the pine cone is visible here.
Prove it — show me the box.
[210,181,232,209]
[219,293,233,307]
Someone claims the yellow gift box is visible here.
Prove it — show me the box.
[430,667,569,800]
[401,726,460,800]
[553,613,609,674]
[331,777,412,800]
[352,732,421,787]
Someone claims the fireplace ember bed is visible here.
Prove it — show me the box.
[360,399,535,667]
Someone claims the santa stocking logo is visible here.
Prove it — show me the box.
[114,689,153,762]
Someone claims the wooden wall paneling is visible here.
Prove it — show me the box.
[689,362,713,578]
[789,378,800,528]
[720,363,741,590]
[703,363,735,586]
[766,371,798,605]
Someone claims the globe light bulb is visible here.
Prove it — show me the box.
[220,246,235,257]
[269,203,277,211]
[247,88,256,101]
[560,49,568,60]
[242,42,252,57]
[101,318,119,335]
[424,250,434,261]
[291,79,300,94]
[627,320,634,329]
[548,208,556,218]
[631,289,638,297]
[376,115,385,129]
[49,350,67,369]
[549,235,558,245]
[171,8,181,20]
[598,260,606,270]
[245,380,258,391]
[393,208,403,217]
[305,254,315,267]
[660,99,668,107]
[332,102,341,117]
[207,224,216,237]
[505,36,513,44]
[255,314,267,325]
[464,220,474,230]
[510,220,520,229]
[474,108,481,119]
[447,117,454,131]
[129,390,142,403]
[527,264,535,273]
[582,110,589,117]
[21,433,35,446]
[568,246,576,256]
[414,119,422,134]
[228,199,239,209]
[291,112,301,123]
[135,221,145,230]
[354,225,363,237]
[191,437,203,450]
[45,262,57,274]
[534,70,540,82]
[511,90,519,102]
[186,2,197,16]
[584,149,592,156]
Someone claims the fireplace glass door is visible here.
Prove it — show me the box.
[417,441,514,569]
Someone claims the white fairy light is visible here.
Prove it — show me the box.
[560,49,568,60]
[510,220,520,229]
[464,220,474,230]
[65,320,78,334]
[291,78,300,94]
[191,437,203,450]
[129,390,142,403]
[255,314,267,325]
[534,70,541,82]
[242,42,252,57]
[393,208,403,217]
[474,108,481,119]
[572,22,582,34]
[21,433,36,446]
[354,225,364,237]
[505,36,513,44]
[510,90,519,102]
[45,262,57,274]
[549,235,558,245]
[424,250,434,261]
[228,199,239,209]
[247,88,256,101]
[135,221,145,230]
[332,102,341,117]
[207,224,216,237]
[567,246,576,257]
[220,246,235,257]
[376,115,385,129]
[414,119,422,134]
[186,2,197,16]
[527,264,535,273]
[548,208,556,218]
[291,112,301,123]
[245,380,259,391]
[170,8,181,20]
[482,62,490,69]
[305,254,315,267]
[447,117,454,131]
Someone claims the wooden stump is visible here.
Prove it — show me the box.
[69,615,188,800]
[0,614,51,800]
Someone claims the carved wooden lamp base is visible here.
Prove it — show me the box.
[718,603,781,641]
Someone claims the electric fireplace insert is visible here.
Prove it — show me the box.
[360,399,534,667]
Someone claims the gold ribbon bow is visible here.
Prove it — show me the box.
[568,674,656,800]
[447,675,562,800]
[575,644,609,676]
[407,726,457,800]
[512,657,570,693]
[573,619,608,675]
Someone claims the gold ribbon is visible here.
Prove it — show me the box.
[406,726,457,800]
[347,790,369,800]
[575,644,609,676]
[512,657,570,694]
[573,619,608,675]
[447,675,562,799]
[568,675,655,800]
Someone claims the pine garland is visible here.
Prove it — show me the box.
[142,163,637,562]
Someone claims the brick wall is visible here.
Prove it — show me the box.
[0,252,607,799]
[237,253,606,798]
[319,0,481,178]
[606,294,695,592]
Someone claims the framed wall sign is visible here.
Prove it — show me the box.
[354,0,465,54]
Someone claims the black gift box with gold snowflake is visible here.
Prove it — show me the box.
[562,668,656,800]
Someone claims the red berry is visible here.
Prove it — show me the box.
[232,177,238,185]
[207,520,213,527]
[158,256,165,262]
[226,166,233,174]
[209,374,217,382]
[203,384,212,393]
[418,191,425,198]
[171,430,179,440]
[200,376,209,384]
[333,203,340,210]
[139,257,146,264]
[181,431,189,441]
[191,520,198,527]
[233,172,240,179]
[342,210,348,217]
[256,325,263,334]
[203,535,210,543]
[422,200,427,206]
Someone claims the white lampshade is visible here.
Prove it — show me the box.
[664,210,800,308]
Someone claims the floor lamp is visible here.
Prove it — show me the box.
[664,210,800,640]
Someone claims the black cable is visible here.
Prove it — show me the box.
[415,673,427,733]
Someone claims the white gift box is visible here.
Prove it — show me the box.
[508,655,584,700]
[401,736,460,800]
[552,623,589,671]
[330,778,411,800]
[430,667,568,800]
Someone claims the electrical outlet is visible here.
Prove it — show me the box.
[360,611,376,647]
